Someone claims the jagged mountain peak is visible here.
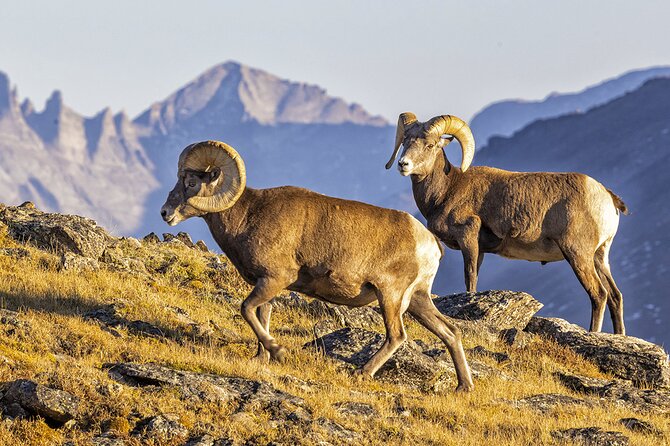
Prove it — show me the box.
[134,60,387,134]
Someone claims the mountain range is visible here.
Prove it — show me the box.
[1,61,668,344]
[470,66,670,148]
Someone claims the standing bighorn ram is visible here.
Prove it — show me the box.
[161,140,474,391]
[386,113,628,335]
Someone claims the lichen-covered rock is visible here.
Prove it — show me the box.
[274,292,383,329]
[551,427,629,446]
[433,290,543,331]
[556,372,670,413]
[59,252,100,272]
[0,204,112,258]
[142,232,161,244]
[305,327,447,389]
[333,401,377,418]
[618,418,663,436]
[509,393,592,413]
[304,327,500,390]
[1,379,79,425]
[526,317,670,388]
[131,413,189,442]
[175,231,195,247]
[105,363,311,423]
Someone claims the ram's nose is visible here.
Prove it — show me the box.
[398,157,413,175]
[160,205,176,224]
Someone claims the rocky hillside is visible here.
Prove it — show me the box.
[0,203,668,445]
[470,66,670,148]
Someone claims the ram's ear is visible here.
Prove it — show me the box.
[208,167,221,183]
[439,135,455,148]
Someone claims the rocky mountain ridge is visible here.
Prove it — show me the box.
[470,66,670,148]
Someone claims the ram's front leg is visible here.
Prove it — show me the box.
[241,278,287,362]
[455,216,482,293]
[253,302,273,363]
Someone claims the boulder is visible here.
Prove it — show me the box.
[131,413,189,442]
[304,327,496,390]
[305,327,447,389]
[175,231,195,247]
[526,317,670,388]
[142,232,161,244]
[105,362,311,424]
[618,418,663,436]
[556,372,670,413]
[59,252,100,272]
[0,203,112,258]
[509,393,592,413]
[551,427,629,446]
[1,379,79,425]
[333,401,377,418]
[433,290,542,331]
[274,292,384,329]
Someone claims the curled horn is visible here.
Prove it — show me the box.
[385,112,418,169]
[177,140,247,212]
[424,115,475,172]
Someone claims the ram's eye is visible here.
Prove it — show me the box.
[187,180,196,188]
[426,144,434,149]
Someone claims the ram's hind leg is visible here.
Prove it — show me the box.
[359,287,408,378]
[253,302,273,362]
[558,242,608,332]
[595,239,625,335]
[407,290,474,391]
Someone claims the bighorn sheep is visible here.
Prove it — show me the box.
[386,113,628,334]
[161,140,474,391]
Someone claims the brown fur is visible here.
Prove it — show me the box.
[393,122,627,335]
[162,176,473,391]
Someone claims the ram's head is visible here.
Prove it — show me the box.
[161,141,246,225]
[385,113,475,177]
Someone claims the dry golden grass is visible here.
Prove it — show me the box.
[0,226,668,445]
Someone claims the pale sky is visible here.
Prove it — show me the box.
[1,0,668,122]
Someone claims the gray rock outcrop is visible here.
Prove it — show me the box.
[526,317,670,387]
[551,427,629,445]
[0,203,112,258]
[105,362,312,424]
[0,379,79,425]
[556,372,670,413]
[433,290,542,331]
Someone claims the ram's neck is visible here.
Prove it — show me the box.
[202,188,255,252]
[411,151,457,220]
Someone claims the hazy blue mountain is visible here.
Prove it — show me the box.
[470,66,670,148]
[133,61,406,242]
[434,78,670,345]
[0,72,156,232]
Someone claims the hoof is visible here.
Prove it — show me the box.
[253,345,270,364]
[352,368,372,382]
[269,345,287,363]
[455,382,474,393]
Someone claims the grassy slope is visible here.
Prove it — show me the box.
[0,224,667,445]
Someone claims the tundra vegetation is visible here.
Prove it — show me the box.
[0,203,668,445]
[386,113,628,335]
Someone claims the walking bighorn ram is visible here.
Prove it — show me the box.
[386,113,628,335]
[161,140,474,391]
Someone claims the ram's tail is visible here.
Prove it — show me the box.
[432,234,445,259]
[607,189,629,215]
